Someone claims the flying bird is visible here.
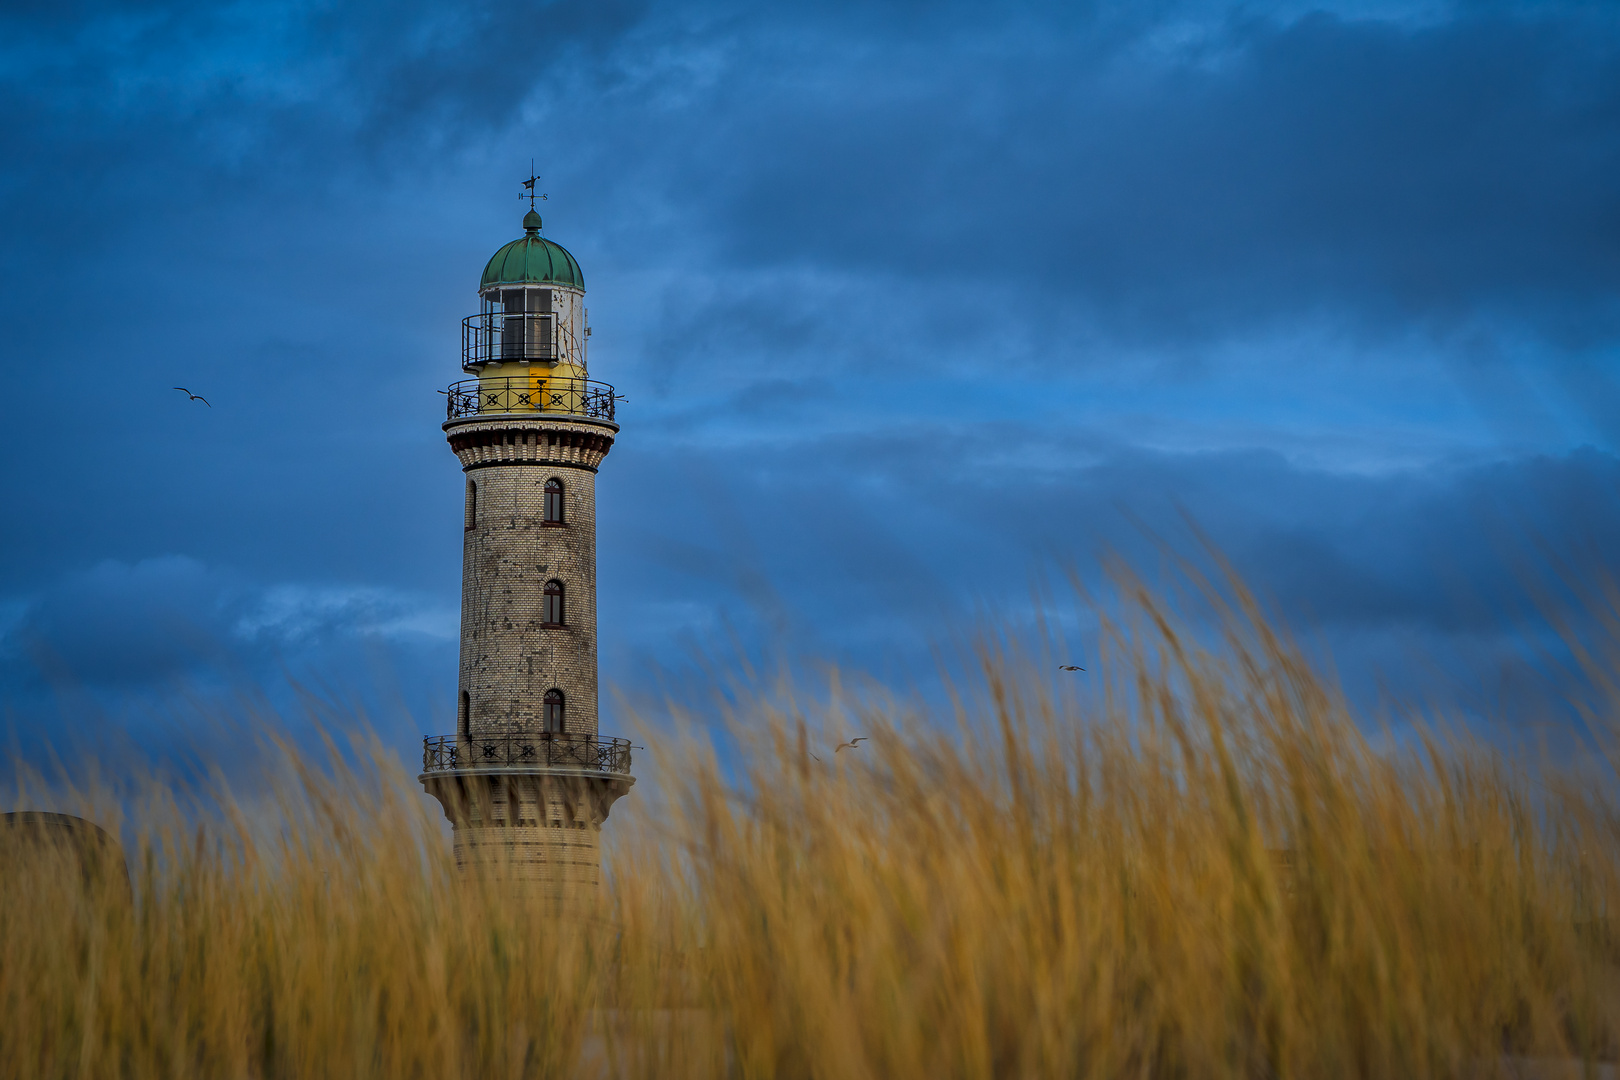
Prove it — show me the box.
[834,737,868,753]
[173,388,210,406]
[1059,665,1086,672]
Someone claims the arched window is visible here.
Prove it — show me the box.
[543,689,565,733]
[544,477,565,523]
[465,480,477,530]
[459,691,470,738]
[543,580,565,626]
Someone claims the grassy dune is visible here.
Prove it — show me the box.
[4,570,1619,1078]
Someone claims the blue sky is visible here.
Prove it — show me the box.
[3,0,1619,767]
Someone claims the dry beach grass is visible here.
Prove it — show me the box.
[4,568,1620,1078]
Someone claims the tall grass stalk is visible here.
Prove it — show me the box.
[3,569,1618,1078]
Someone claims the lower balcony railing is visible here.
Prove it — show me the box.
[422,733,632,776]
[444,377,617,421]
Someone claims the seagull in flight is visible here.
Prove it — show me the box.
[173,387,210,406]
[1059,665,1086,671]
[834,737,867,753]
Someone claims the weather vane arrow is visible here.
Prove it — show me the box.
[521,159,548,211]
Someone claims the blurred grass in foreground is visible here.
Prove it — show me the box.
[4,566,1620,1079]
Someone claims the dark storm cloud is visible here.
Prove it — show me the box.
[586,424,1620,737]
[3,0,1619,761]
[8,1,1620,357]
[0,554,455,772]
[640,8,1620,357]
[604,423,1620,658]
[0,556,455,690]
[0,0,653,148]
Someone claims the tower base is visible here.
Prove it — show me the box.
[420,769,633,896]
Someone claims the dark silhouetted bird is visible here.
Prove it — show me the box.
[1059,665,1085,671]
[173,388,210,406]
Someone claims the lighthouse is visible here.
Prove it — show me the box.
[420,197,633,896]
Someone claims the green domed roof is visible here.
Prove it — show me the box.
[480,216,584,290]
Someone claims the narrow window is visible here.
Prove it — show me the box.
[544,478,565,523]
[543,579,565,626]
[531,289,554,360]
[478,293,499,365]
[500,288,525,359]
[543,689,565,733]
[459,691,470,738]
[465,480,477,530]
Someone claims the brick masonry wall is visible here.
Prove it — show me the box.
[449,417,617,740]
[426,413,629,889]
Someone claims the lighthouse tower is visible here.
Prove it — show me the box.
[420,201,633,895]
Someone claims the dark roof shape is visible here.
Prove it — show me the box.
[481,210,584,290]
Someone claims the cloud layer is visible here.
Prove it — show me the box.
[2,0,1619,763]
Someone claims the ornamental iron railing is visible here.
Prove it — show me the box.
[444,377,617,421]
[463,311,583,369]
[422,733,633,776]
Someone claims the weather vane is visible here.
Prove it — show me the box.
[520,159,548,211]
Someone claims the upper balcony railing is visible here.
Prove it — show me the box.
[445,377,618,422]
[462,312,582,370]
[422,733,632,776]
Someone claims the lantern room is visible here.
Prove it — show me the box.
[464,208,589,379]
[450,207,613,420]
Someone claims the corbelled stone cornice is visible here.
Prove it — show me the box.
[445,417,616,472]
